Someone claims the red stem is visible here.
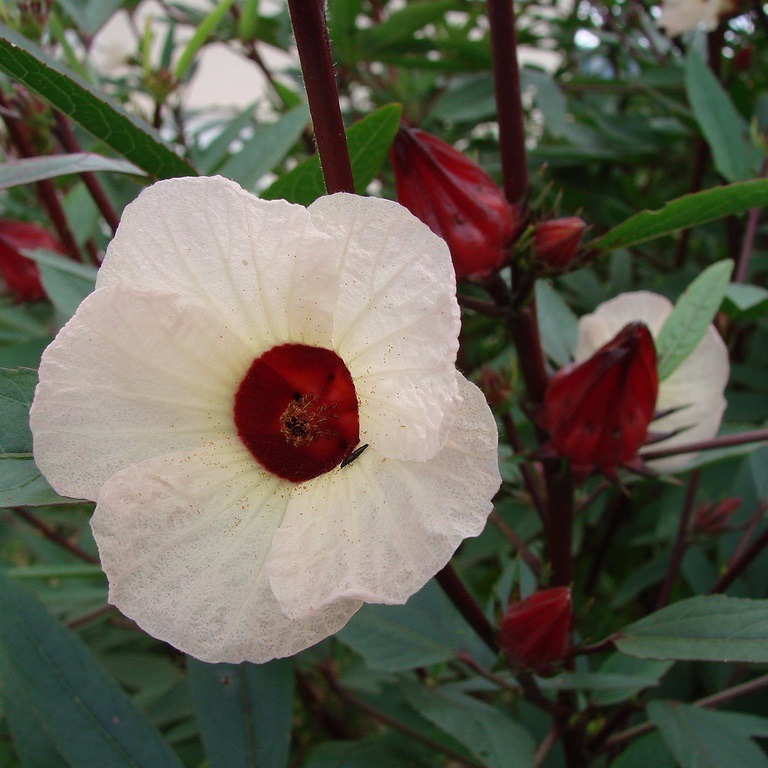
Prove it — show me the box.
[286,0,354,195]
[487,0,528,204]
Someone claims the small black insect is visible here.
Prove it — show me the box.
[340,443,369,468]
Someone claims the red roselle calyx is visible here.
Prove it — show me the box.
[391,123,521,281]
[0,219,59,301]
[532,216,587,270]
[540,322,658,479]
[499,587,572,674]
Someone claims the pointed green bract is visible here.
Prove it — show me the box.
[655,260,732,380]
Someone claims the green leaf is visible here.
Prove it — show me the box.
[595,180,768,253]
[357,0,456,53]
[25,248,97,322]
[218,105,310,188]
[722,283,768,319]
[0,26,195,179]
[0,154,144,190]
[304,737,419,768]
[402,683,536,768]
[685,50,761,182]
[616,595,768,662]
[337,580,494,671]
[0,367,36,454]
[611,733,675,768]
[536,280,578,367]
[655,260,733,380]
[262,103,402,205]
[0,571,184,768]
[175,0,236,81]
[188,658,294,768]
[648,701,768,768]
[56,0,124,35]
[0,457,81,508]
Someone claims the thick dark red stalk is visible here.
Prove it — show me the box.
[487,0,528,203]
[286,0,354,195]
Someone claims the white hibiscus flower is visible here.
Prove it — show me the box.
[30,176,501,664]
[575,291,729,473]
[658,0,739,36]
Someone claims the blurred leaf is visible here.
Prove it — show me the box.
[188,658,294,768]
[685,50,761,182]
[0,26,195,179]
[595,180,768,252]
[655,260,732,380]
[262,103,402,205]
[22,248,96,323]
[175,0,236,81]
[616,595,768,662]
[611,733,675,768]
[0,154,144,190]
[337,580,494,671]
[56,0,124,35]
[1,663,69,768]
[0,367,36,454]
[0,571,184,768]
[722,283,768,319]
[522,68,569,139]
[648,701,768,768]
[536,280,578,367]
[303,736,421,768]
[430,74,496,123]
[357,1,456,54]
[218,105,310,188]
[0,457,81,507]
[402,683,536,768]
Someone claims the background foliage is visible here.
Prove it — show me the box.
[0,0,767,766]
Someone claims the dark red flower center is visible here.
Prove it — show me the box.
[234,344,360,483]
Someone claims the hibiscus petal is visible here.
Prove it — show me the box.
[309,194,461,462]
[646,324,728,471]
[91,441,362,663]
[97,176,342,351]
[267,376,500,618]
[30,285,252,500]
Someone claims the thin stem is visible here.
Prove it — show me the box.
[544,461,574,587]
[9,508,98,564]
[490,510,542,577]
[710,512,768,594]
[487,0,528,203]
[605,673,768,749]
[734,157,768,283]
[0,92,82,260]
[655,470,699,609]
[67,603,115,629]
[320,662,485,768]
[286,0,354,194]
[53,112,121,235]
[534,726,560,768]
[435,563,497,653]
[641,428,768,461]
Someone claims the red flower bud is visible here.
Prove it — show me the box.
[499,587,572,674]
[532,217,587,270]
[478,366,511,407]
[541,322,658,479]
[391,123,520,280]
[0,219,59,301]
[693,497,741,534]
